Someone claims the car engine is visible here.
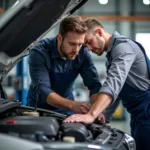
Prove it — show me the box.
[0,99,136,150]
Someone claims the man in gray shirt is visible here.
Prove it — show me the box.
[64,18,150,150]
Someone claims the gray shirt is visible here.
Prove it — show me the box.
[101,32,150,120]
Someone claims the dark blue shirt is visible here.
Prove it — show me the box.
[27,37,101,115]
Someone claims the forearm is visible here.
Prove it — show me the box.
[103,98,120,121]
[90,93,99,104]
[46,92,75,111]
[88,93,112,119]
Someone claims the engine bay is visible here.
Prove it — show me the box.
[0,100,136,150]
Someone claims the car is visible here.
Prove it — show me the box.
[0,0,136,150]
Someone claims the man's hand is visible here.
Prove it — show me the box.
[94,113,106,123]
[63,113,95,124]
[71,102,91,114]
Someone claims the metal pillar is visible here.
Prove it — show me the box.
[16,56,28,105]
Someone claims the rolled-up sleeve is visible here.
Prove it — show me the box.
[29,40,54,102]
[80,48,101,97]
[99,43,136,102]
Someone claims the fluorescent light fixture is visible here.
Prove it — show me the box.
[98,0,108,5]
[143,0,150,5]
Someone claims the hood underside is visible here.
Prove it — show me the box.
[0,0,87,81]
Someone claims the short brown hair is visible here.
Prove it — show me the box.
[59,16,87,37]
[84,18,104,31]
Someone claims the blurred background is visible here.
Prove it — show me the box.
[0,0,150,134]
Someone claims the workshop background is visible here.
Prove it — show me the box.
[0,0,150,134]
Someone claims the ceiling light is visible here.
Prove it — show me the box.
[143,0,150,5]
[98,0,108,5]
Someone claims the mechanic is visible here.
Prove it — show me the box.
[64,18,150,150]
[27,16,101,116]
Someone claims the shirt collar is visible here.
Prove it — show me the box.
[107,31,120,53]
[50,37,61,58]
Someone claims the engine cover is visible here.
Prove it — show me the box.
[61,123,89,142]
[0,116,59,138]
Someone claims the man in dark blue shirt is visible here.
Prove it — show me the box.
[27,16,101,115]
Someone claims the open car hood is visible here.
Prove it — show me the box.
[0,0,88,81]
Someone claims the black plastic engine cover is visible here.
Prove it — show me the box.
[61,123,89,142]
[0,116,59,137]
[90,124,129,150]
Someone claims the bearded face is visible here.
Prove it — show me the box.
[84,32,106,56]
[58,32,85,60]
